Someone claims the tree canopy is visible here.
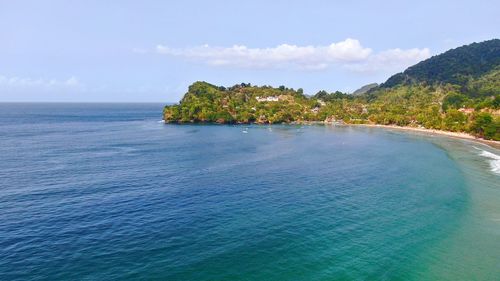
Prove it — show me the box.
[164,40,500,140]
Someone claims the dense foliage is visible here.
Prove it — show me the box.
[164,40,500,140]
[382,39,500,88]
[164,82,320,124]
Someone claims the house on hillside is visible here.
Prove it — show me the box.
[361,105,368,114]
[256,96,279,102]
[458,108,475,114]
[311,107,320,114]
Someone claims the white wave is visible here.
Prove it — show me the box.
[157,120,165,123]
[478,150,500,175]
[480,150,500,160]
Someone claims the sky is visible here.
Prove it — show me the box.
[1,0,499,102]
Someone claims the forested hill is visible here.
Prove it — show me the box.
[381,39,500,88]
[164,39,499,140]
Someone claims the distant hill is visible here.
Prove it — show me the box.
[381,39,500,89]
[353,83,378,95]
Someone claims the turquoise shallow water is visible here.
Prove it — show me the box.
[0,103,499,280]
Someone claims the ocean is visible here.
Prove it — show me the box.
[0,103,499,280]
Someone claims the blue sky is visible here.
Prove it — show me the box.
[1,0,498,102]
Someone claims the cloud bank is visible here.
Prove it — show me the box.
[0,75,82,91]
[154,38,430,72]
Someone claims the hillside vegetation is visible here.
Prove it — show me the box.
[382,39,500,88]
[164,39,500,140]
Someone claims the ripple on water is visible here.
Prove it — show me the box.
[0,104,498,281]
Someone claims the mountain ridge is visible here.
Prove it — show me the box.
[380,39,500,89]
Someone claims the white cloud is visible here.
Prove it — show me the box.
[346,48,431,73]
[326,39,372,61]
[0,75,82,91]
[153,38,430,72]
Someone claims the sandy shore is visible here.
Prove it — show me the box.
[349,124,500,149]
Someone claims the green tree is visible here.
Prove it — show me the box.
[469,112,498,139]
[443,109,466,131]
[442,93,468,110]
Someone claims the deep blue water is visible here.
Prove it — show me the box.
[0,103,499,280]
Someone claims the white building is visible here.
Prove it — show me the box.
[256,96,279,102]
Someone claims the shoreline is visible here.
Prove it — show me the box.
[348,123,500,149]
[162,120,500,149]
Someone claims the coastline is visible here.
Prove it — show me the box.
[163,119,500,149]
[348,123,500,149]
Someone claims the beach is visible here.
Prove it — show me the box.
[349,124,500,149]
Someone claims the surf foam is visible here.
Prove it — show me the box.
[479,150,500,175]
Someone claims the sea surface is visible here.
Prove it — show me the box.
[0,103,499,281]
